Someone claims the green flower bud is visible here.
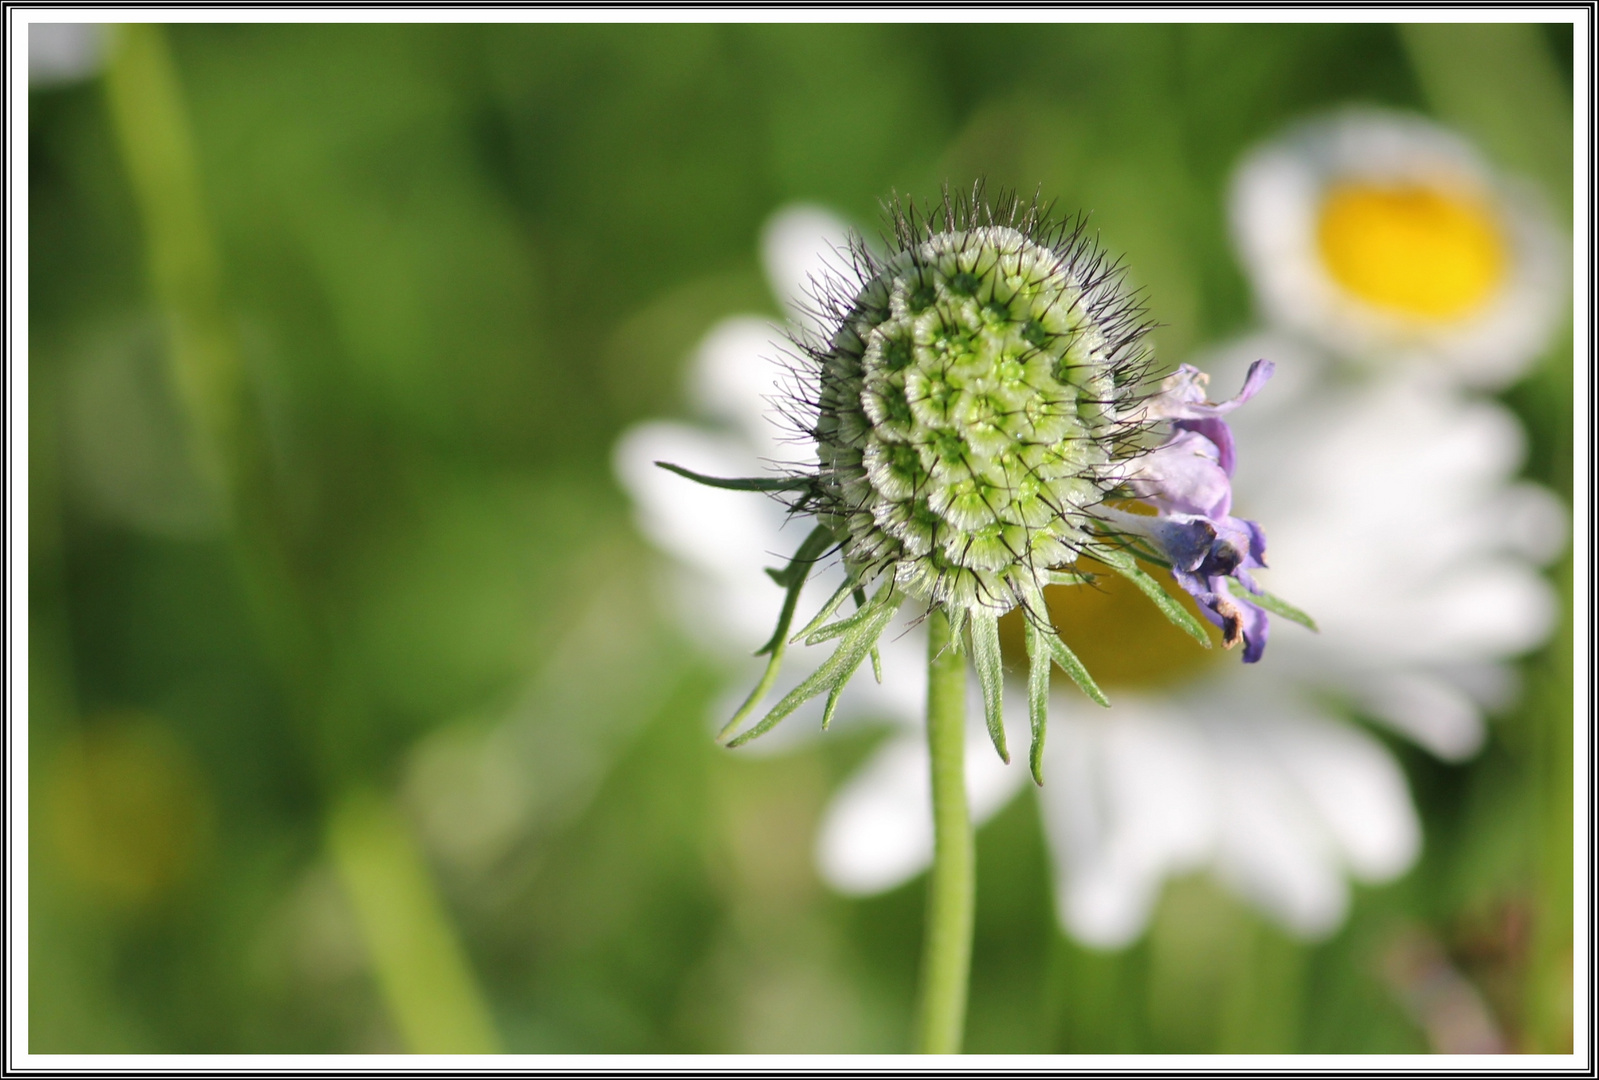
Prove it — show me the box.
[798,189,1154,618]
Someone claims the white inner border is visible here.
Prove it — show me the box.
[7,5,1591,1074]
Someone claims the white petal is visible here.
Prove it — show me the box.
[1491,481,1570,565]
[1228,371,1561,695]
[1259,713,1421,880]
[1389,559,1557,662]
[612,423,777,567]
[1438,659,1519,713]
[816,734,932,895]
[1037,699,1217,949]
[688,317,808,464]
[1058,858,1162,952]
[30,23,105,86]
[760,204,855,330]
[1206,722,1349,938]
[1358,671,1487,762]
[815,670,1029,896]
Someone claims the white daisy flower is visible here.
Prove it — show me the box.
[1229,107,1567,388]
[613,204,1565,949]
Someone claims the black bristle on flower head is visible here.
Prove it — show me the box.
[778,180,1162,624]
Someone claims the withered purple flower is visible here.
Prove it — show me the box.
[1102,360,1279,662]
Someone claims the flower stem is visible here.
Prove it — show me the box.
[914,608,973,1054]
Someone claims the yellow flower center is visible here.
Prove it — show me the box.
[999,557,1221,690]
[1316,182,1506,320]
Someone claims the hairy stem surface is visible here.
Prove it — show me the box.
[915,609,973,1054]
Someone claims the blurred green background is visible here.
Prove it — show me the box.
[28,22,1573,1054]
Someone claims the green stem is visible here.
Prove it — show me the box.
[328,790,501,1053]
[914,609,973,1054]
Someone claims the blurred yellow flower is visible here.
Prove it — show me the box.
[47,712,213,908]
[1230,108,1566,387]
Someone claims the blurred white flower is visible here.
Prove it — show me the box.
[1230,107,1567,389]
[29,23,106,87]
[613,202,1565,950]
[1035,331,1563,945]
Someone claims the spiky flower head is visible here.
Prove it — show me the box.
[800,189,1154,618]
[660,185,1300,779]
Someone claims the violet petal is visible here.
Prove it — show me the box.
[1127,431,1233,519]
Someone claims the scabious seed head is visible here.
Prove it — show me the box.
[795,188,1156,618]
[658,187,1290,769]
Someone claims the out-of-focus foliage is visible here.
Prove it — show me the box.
[28,22,1573,1054]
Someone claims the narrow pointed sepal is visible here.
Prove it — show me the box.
[654,461,812,492]
[719,525,833,739]
[791,579,856,644]
[970,613,1010,764]
[753,526,835,656]
[726,580,900,748]
[803,582,896,646]
[946,606,968,653]
[1094,546,1213,648]
[1232,581,1318,632]
[1040,628,1110,709]
[1024,619,1051,785]
[821,679,846,730]
[1046,570,1097,588]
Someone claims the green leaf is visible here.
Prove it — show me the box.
[1232,581,1319,632]
[821,678,846,730]
[755,526,835,653]
[1094,546,1212,648]
[718,525,833,740]
[970,613,1010,764]
[1024,619,1051,785]
[726,580,900,748]
[654,461,812,492]
[802,581,895,645]
[791,579,857,643]
[1040,628,1110,709]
